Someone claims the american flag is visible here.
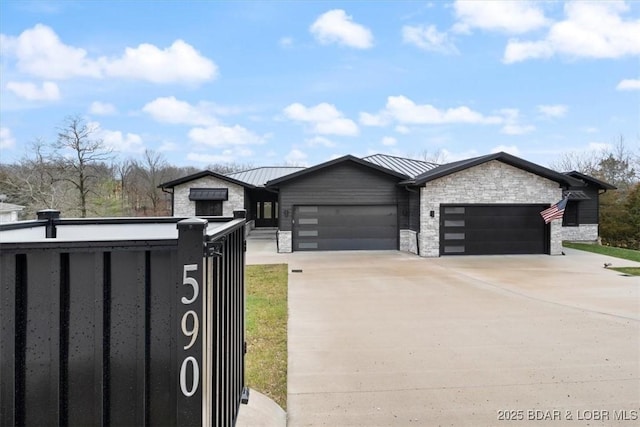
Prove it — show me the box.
[540,197,569,223]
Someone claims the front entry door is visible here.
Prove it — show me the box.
[255,201,278,227]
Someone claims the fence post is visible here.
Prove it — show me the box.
[36,209,60,238]
[176,218,207,426]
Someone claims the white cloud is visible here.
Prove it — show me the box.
[89,101,117,115]
[91,122,144,153]
[537,104,568,118]
[491,145,520,156]
[402,25,458,54]
[453,0,548,34]
[362,95,503,126]
[102,39,216,84]
[381,136,397,146]
[1,24,101,79]
[504,2,640,63]
[1,24,216,84]
[310,9,373,49]
[188,124,265,147]
[616,78,640,90]
[284,102,359,136]
[0,127,16,149]
[6,81,60,100]
[86,121,144,153]
[306,136,336,147]
[285,148,308,165]
[499,108,535,135]
[142,96,216,126]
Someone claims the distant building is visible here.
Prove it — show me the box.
[0,202,25,223]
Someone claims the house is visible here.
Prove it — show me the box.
[160,152,613,257]
[0,201,25,223]
[158,167,304,229]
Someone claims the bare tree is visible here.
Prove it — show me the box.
[55,116,113,217]
[131,149,171,215]
[113,158,134,214]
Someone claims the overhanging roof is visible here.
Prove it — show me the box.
[405,152,583,187]
[266,155,409,187]
[158,170,254,189]
[189,188,228,201]
[564,171,617,190]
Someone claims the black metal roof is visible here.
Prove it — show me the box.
[405,152,583,187]
[564,171,617,190]
[266,155,409,187]
[158,170,254,189]
[362,154,438,178]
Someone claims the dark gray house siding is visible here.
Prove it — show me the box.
[568,186,600,224]
[398,189,420,231]
[277,162,401,232]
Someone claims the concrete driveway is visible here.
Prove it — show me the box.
[278,249,640,426]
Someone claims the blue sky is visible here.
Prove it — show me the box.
[1,1,638,168]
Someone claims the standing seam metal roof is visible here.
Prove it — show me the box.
[226,167,306,187]
[362,154,438,178]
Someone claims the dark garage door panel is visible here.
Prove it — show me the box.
[294,205,397,251]
[441,205,548,255]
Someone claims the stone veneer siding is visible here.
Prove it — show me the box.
[277,231,292,253]
[400,230,418,254]
[173,177,245,217]
[419,160,563,257]
[562,224,598,242]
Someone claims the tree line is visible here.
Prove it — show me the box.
[0,116,251,219]
[1,116,638,249]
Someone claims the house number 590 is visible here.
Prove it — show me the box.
[180,264,200,397]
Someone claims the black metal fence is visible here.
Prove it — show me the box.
[1,211,248,426]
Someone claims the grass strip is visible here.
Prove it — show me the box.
[563,242,640,263]
[610,267,640,276]
[245,264,288,409]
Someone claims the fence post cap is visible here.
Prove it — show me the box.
[36,209,61,220]
[233,209,247,219]
[177,217,208,231]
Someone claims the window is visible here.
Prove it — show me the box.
[562,201,579,226]
[195,200,223,216]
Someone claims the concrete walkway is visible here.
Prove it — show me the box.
[242,230,640,426]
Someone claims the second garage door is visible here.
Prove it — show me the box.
[293,205,397,251]
[440,204,549,255]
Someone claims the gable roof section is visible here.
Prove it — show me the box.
[564,171,617,190]
[226,166,306,187]
[266,155,409,187]
[406,152,583,187]
[362,153,438,178]
[158,170,254,189]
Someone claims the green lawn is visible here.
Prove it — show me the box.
[563,242,640,262]
[245,264,288,409]
[563,242,640,276]
[609,267,640,276]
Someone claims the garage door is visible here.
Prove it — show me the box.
[293,205,397,251]
[440,205,548,255]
